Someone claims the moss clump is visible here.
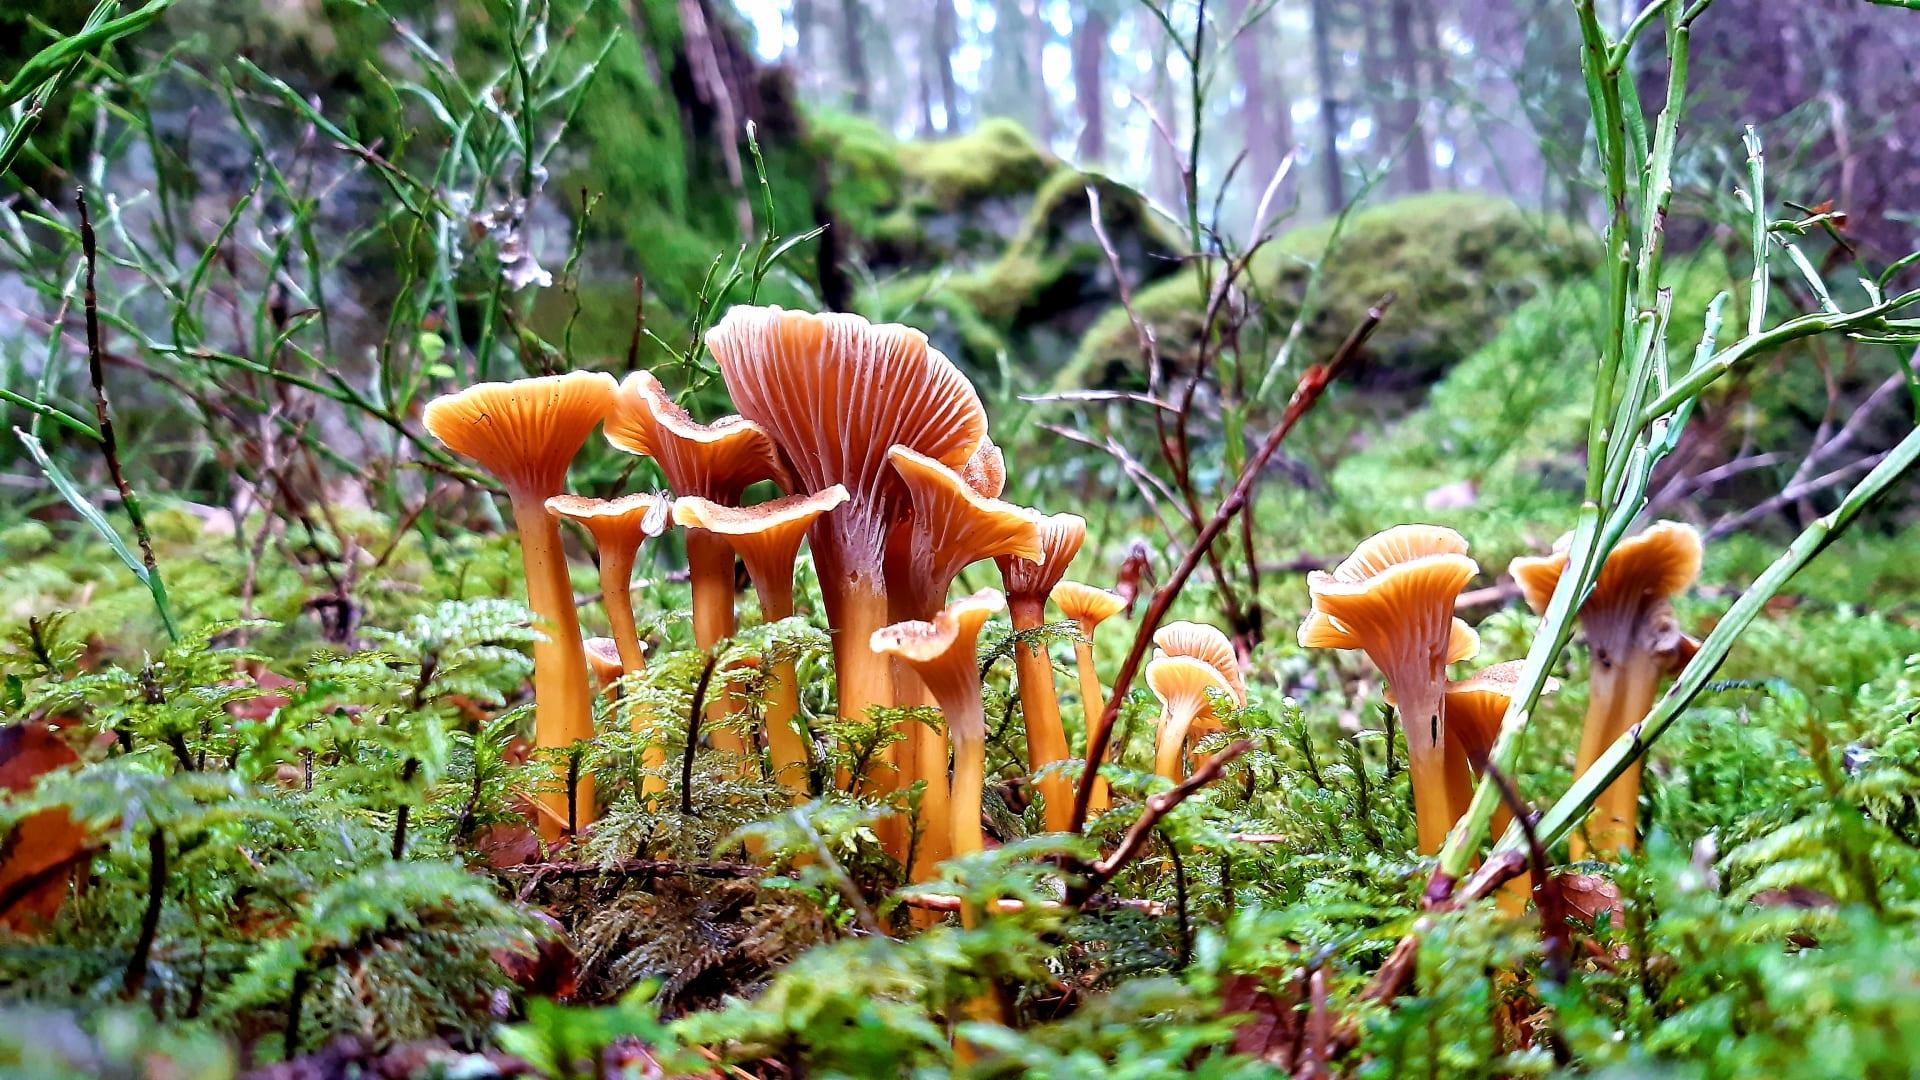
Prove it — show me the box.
[904,117,1054,210]
[1069,192,1597,390]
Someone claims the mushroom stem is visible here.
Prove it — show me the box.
[1008,597,1073,832]
[1571,652,1664,860]
[688,530,749,760]
[598,544,646,676]
[753,588,812,801]
[1070,628,1114,813]
[1152,700,1204,783]
[949,708,988,877]
[509,493,596,838]
[909,687,955,882]
[1394,683,1458,856]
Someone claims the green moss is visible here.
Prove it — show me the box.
[902,117,1053,210]
[1069,192,1597,390]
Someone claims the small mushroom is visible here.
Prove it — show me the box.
[1510,521,1702,859]
[995,513,1087,833]
[1152,621,1246,775]
[1145,655,1234,782]
[672,487,851,799]
[424,371,617,837]
[1435,659,1546,913]
[872,589,1007,890]
[709,307,988,861]
[961,438,1006,497]
[605,372,788,762]
[1299,524,1481,854]
[1051,580,1128,813]
[583,637,626,694]
[545,492,670,676]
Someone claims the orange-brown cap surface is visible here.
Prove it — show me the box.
[672,487,850,614]
[424,371,617,494]
[962,439,1007,498]
[584,637,626,687]
[605,371,790,502]
[1510,521,1703,618]
[1152,621,1246,706]
[545,492,671,548]
[707,307,989,579]
[870,589,1006,708]
[1053,580,1127,629]
[997,513,1087,604]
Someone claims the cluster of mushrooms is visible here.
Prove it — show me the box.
[1301,522,1702,858]
[422,303,1703,880]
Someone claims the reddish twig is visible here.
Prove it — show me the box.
[1067,739,1251,904]
[1069,298,1393,833]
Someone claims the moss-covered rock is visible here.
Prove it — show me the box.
[1069,192,1597,390]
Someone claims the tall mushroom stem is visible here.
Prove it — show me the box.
[510,494,596,833]
[1392,680,1461,857]
[1053,581,1126,815]
[1573,651,1663,859]
[1008,597,1072,831]
[688,530,749,759]
[599,542,646,676]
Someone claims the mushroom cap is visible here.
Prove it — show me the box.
[1440,660,1553,771]
[1298,608,1480,665]
[962,439,1007,498]
[1330,524,1471,583]
[870,588,1006,667]
[604,371,790,502]
[887,446,1043,611]
[584,636,626,685]
[706,306,989,574]
[1145,654,1233,716]
[1052,580,1127,628]
[1509,521,1703,618]
[1152,621,1246,706]
[423,371,617,494]
[996,513,1087,604]
[671,486,850,581]
[545,492,671,548]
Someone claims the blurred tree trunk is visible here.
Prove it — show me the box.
[932,0,961,131]
[1228,0,1294,214]
[1148,13,1182,210]
[1388,0,1432,191]
[1415,0,1452,187]
[1073,8,1108,161]
[1025,1,1053,145]
[838,0,871,112]
[793,0,816,71]
[1310,0,1344,211]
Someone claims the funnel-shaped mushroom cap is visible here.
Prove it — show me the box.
[672,487,850,611]
[545,492,671,547]
[1152,621,1246,706]
[1438,660,1536,771]
[605,371,790,501]
[1300,526,1479,664]
[1147,655,1233,714]
[1053,580,1127,629]
[871,589,1006,710]
[1330,524,1471,581]
[1298,608,1480,664]
[424,371,618,494]
[584,637,626,687]
[963,439,1007,498]
[996,513,1086,603]
[706,307,989,577]
[888,446,1043,612]
[1510,521,1703,618]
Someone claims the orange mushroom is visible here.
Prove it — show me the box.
[1145,655,1234,782]
[672,487,850,799]
[424,370,617,837]
[1511,521,1702,859]
[1152,621,1245,774]
[1435,659,1545,913]
[545,492,669,677]
[995,513,1086,833]
[961,438,1006,497]
[583,637,626,694]
[707,307,989,829]
[605,371,788,763]
[872,589,1006,889]
[1298,524,1481,854]
[1051,580,1127,812]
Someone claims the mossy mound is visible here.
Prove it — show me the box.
[1068,192,1597,390]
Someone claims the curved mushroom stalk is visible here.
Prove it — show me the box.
[872,590,1005,907]
[1052,580,1127,813]
[673,487,850,801]
[1152,621,1246,775]
[424,371,617,839]
[1299,524,1480,854]
[1146,656,1233,782]
[995,514,1086,833]
[546,493,669,676]
[605,371,789,764]
[708,308,989,861]
[884,446,1041,864]
[1512,521,1702,859]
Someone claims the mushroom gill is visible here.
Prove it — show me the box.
[1051,580,1127,813]
[1151,621,1245,776]
[995,513,1087,833]
[871,589,1006,895]
[1299,524,1480,854]
[424,370,616,838]
[672,487,850,799]
[1510,521,1702,859]
[1145,655,1234,782]
[707,307,989,825]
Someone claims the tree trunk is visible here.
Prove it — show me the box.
[1228,0,1294,222]
[793,0,817,71]
[1308,0,1345,211]
[1073,8,1109,161]
[1414,0,1452,187]
[1147,11,1183,209]
[1025,0,1053,145]
[838,0,872,112]
[932,0,962,132]
[1388,0,1433,192]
